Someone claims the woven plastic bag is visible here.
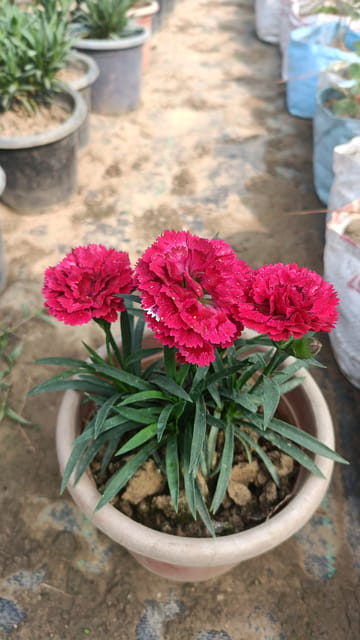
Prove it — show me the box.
[286,21,360,118]
[327,137,360,216]
[279,0,345,81]
[313,63,360,204]
[255,0,281,44]
[324,200,360,388]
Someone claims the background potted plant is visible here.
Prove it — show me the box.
[0,0,87,213]
[72,0,149,115]
[313,61,360,204]
[29,231,346,582]
[127,1,159,71]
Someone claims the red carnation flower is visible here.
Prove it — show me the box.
[238,263,339,341]
[43,244,134,326]
[135,230,252,366]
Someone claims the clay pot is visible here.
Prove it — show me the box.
[56,334,335,582]
[128,1,159,72]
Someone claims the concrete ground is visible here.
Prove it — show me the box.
[0,0,359,638]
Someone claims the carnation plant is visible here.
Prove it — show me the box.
[29,232,346,536]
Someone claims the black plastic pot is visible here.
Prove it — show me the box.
[74,26,149,115]
[0,86,87,213]
[152,0,176,32]
[66,51,99,148]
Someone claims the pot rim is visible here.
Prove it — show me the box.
[56,361,335,568]
[0,85,87,150]
[128,1,160,19]
[66,51,100,92]
[73,24,150,51]
[0,166,5,195]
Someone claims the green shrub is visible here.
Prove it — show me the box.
[0,0,73,113]
[72,0,138,40]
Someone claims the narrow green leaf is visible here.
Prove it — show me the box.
[248,425,325,478]
[152,374,193,402]
[117,390,169,406]
[34,356,90,368]
[166,432,179,511]
[270,418,348,464]
[94,393,120,438]
[207,382,222,409]
[164,345,176,378]
[125,348,162,366]
[115,423,157,455]
[28,376,115,396]
[235,428,279,486]
[60,439,90,493]
[278,377,305,395]
[120,309,132,364]
[210,423,234,514]
[194,481,215,537]
[114,406,160,425]
[86,362,151,391]
[96,440,158,509]
[82,342,108,366]
[5,406,33,426]
[205,414,226,430]
[181,423,196,518]
[157,403,174,442]
[262,376,281,430]
[190,396,207,476]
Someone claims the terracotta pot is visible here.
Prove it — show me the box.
[128,1,159,72]
[56,335,335,582]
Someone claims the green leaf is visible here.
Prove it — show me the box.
[114,406,160,425]
[94,393,121,438]
[34,356,90,368]
[164,345,176,378]
[86,362,151,391]
[116,423,158,455]
[204,362,246,387]
[117,390,169,406]
[248,425,325,478]
[207,382,222,409]
[210,422,234,514]
[125,348,162,367]
[5,406,34,427]
[157,403,174,442]
[61,438,90,493]
[235,428,279,486]
[270,417,348,464]
[262,376,281,430]
[166,432,179,511]
[181,423,197,518]
[151,374,193,402]
[190,396,207,476]
[194,481,215,537]
[120,309,132,364]
[96,440,158,510]
[28,376,116,396]
[190,364,210,394]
